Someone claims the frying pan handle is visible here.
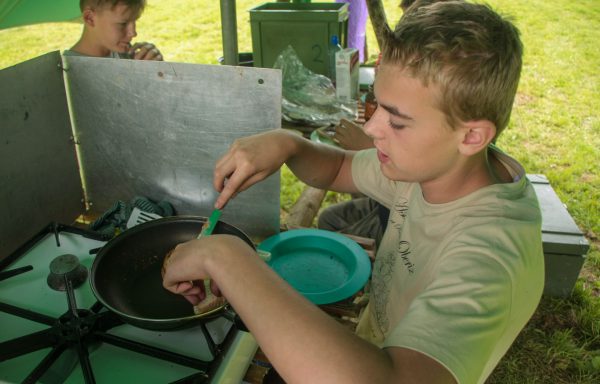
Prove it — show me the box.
[222,306,249,333]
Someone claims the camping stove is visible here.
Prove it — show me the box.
[0,223,257,384]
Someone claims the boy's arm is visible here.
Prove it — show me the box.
[213,129,358,209]
[163,235,457,383]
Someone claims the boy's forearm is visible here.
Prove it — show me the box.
[206,240,396,383]
[283,129,356,193]
[213,129,357,209]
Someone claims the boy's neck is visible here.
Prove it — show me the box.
[420,147,511,204]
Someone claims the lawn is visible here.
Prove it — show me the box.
[1,0,598,382]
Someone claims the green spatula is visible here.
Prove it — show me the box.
[198,208,222,238]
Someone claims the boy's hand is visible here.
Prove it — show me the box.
[213,130,297,209]
[162,235,254,304]
[333,118,374,150]
[129,42,163,61]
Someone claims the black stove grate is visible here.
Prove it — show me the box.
[0,223,238,384]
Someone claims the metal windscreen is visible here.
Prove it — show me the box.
[63,56,282,239]
[0,51,83,260]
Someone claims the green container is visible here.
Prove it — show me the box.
[249,2,349,77]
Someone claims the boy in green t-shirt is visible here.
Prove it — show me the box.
[162,2,544,383]
[66,0,162,60]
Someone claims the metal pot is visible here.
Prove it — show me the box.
[90,216,253,331]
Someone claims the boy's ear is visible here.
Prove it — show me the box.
[82,8,96,27]
[457,120,496,156]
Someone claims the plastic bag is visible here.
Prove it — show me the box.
[273,45,357,126]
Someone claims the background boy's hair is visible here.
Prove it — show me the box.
[80,0,146,12]
[383,1,522,136]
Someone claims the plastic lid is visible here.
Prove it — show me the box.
[331,35,339,45]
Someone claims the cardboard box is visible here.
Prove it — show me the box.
[335,48,359,101]
[528,174,590,297]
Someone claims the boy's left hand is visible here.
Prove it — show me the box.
[129,42,163,61]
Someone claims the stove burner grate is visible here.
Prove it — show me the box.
[0,223,237,384]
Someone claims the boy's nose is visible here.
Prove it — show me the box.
[128,22,137,38]
[363,106,382,140]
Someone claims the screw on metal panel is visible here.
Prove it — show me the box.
[69,136,81,144]
[58,62,70,72]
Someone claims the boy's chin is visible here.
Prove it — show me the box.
[114,43,131,54]
[380,165,405,181]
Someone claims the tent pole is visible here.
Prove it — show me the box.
[220,0,239,65]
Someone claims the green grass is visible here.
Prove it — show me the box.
[1,1,598,382]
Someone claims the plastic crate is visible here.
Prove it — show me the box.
[249,2,349,77]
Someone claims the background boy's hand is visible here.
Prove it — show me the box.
[129,42,163,61]
[333,118,374,150]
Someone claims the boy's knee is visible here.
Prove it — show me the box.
[317,206,341,231]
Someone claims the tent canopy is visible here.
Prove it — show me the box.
[0,0,80,30]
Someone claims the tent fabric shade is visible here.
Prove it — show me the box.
[0,0,80,30]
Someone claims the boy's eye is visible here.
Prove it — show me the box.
[388,120,406,130]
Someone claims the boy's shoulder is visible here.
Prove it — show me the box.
[62,50,129,59]
[62,49,84,57]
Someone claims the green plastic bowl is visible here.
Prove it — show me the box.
[257,229,371,304]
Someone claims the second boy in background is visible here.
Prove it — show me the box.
[65,0,162,60]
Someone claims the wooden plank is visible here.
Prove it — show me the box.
[284,186,327,228]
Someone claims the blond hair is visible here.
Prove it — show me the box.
[383,1,522,136]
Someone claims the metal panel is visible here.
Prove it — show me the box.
[63,56,282,239]
[0,51,83,260]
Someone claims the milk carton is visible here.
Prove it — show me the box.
[335,48,360,101]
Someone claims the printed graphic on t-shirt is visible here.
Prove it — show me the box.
[372,197,414,333]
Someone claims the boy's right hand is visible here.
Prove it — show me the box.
[129,42,163,61]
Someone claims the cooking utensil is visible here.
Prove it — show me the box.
[257,229,371,305]
[162,208,221,272]
[90,216,254,330]
[199,208,221,237]
[193,208,223,314]
[126,207,163,229]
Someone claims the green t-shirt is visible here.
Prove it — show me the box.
[352,147,544,384]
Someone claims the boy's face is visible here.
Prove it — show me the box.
[364,64,465,184]
[87,3,141,53]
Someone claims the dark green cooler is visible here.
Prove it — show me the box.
[528,174,590,297]
[249,2,349,77]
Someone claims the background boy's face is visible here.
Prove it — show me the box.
[87,3,141,53]
[363,64,464,184]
